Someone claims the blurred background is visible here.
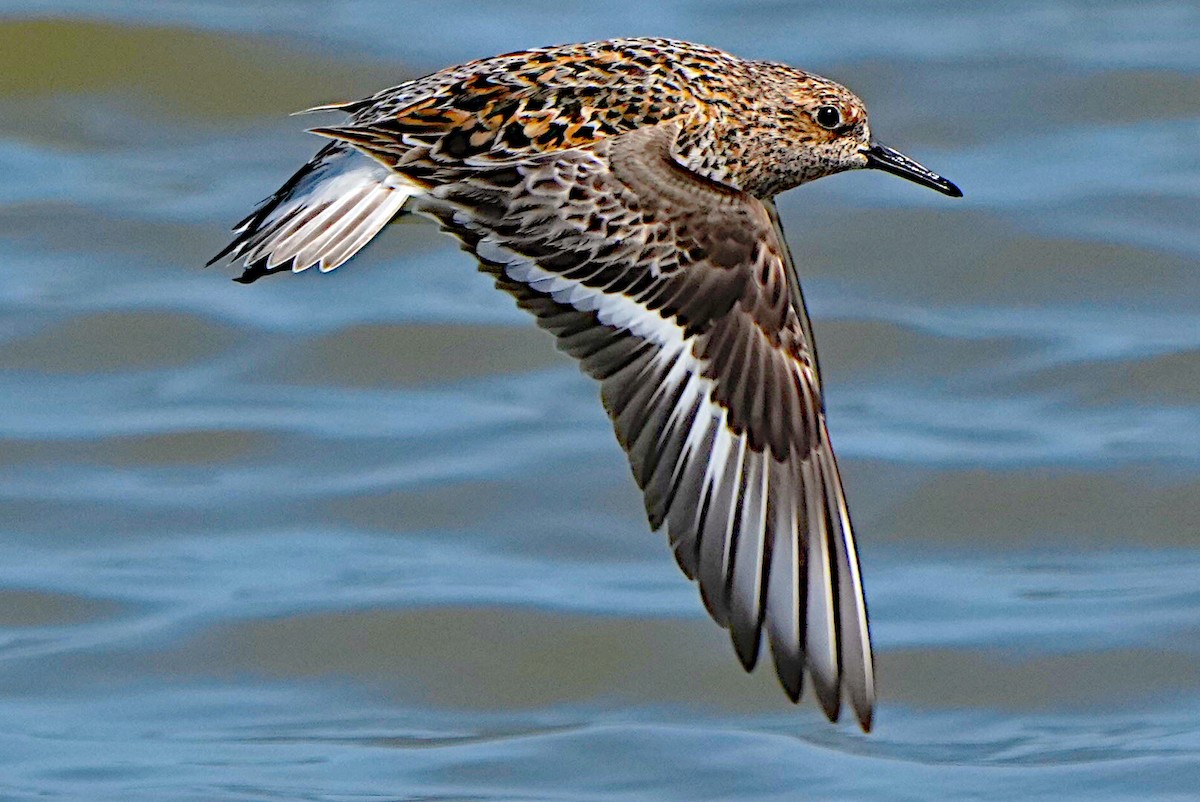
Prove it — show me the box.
[2,1,1199,799]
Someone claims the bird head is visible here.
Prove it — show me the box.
[744,64,962,199]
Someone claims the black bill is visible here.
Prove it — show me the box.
[864,143,963,198]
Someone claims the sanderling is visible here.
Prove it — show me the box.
[211,37,962,731]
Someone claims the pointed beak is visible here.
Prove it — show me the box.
[864,143,963,198]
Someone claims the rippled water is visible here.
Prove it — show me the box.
[3,2,1199,799]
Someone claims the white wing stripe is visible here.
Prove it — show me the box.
[497,251,686,349]
[729,448,768,665]
[697,422,744,625]
[803,458,839,718]
[765,459,804,699]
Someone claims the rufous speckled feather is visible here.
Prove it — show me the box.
[210,37,963,731]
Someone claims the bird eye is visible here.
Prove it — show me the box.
[814,105,842,130]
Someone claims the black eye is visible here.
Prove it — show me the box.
[815,105,842,130]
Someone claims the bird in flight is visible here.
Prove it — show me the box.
[210,37,962,731]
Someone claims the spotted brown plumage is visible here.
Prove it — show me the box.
[210,37,962,731]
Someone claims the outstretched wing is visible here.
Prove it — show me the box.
[309,119,875,729]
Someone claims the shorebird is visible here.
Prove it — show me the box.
[211,38,961,731]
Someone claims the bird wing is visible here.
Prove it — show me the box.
[318,120,875,729]
[207,142,421,282]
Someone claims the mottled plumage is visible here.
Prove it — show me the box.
[210,37,962,731]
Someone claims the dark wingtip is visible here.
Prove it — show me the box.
[773,657,803,703]
[731,629,761,672]
[813,680,842,724]
[850,672,877,733]
[206,241,238,268]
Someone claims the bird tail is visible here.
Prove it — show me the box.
[208,142,421,283]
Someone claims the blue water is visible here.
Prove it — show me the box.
[2,2,1199,799]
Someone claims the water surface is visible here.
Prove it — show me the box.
[2,2,1199,799]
